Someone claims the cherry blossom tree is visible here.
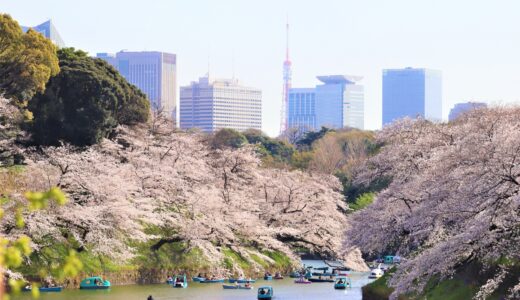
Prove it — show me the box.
[345,107,520,299]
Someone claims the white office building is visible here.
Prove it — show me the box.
[180,76,262,132]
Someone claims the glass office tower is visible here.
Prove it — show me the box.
[97,51,177,120]
[288,75,364,131]
[22,20,65,48]
[288,88,316,131]
[382,68,442,125]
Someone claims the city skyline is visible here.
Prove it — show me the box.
[2,0,520,136]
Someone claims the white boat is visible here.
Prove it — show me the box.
[368,264,384,279]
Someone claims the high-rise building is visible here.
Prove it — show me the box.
[97,51,177,119]
[382,68,442,125]
[288,88,316,131]
[288,75,364,131]
[180,76,262,132]
[22,20,65,48]
[449,102,487,121]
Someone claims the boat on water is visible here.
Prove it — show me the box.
[263,273,273,280]
[192,276,205,282]
[334,276,352,289]
[294,277,311,284]
[22,286,63,292]
[368,264,384,279]
[289,271,301,278]
[79,276,111,290]
[308,277,334,283]
[222,284,253,290]
[311,266,337,277]
[228,278,256,283]
[257,286,274,300]
[200,278,226,283]
[274,272,284,280]
[172,274,188,288]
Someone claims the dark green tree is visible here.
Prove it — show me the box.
[29,48,150,146]
[210,128,247,149]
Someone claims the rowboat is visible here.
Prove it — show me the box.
[39,286,63,292]
[222,284,253,290]
[308,277,334,283]
[192,277,205,282]
[80,276,110,290]
[228,278,256,283]
[294,278,311,284]
[200,278,225,283]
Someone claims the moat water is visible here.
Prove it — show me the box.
[13,260,374,300]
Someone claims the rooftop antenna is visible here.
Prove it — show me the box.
[280,14,292,135]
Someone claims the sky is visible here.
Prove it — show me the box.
[2,0,520,136]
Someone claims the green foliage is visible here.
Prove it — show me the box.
[221,247,250,270]
[243,129,295,166]
[349,192,375,211]
[0,14,60,104]
[295,127,333,149]
[0,187,79,298]
[29,47,150,146]
[211,128,247,149]
[340,172,390,204]
[290,151,313,170]
[261,250,292,270]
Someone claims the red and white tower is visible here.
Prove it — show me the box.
[280,20,292,134]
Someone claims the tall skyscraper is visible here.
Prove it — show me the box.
[449,102,487,121]
[382,68,442,125]
[22,20,65,48]
[97,51,177,119]
[180,76,262,133]
[288,75,364,131]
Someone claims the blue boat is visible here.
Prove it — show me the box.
[222,284,253,290]
[22,286,63,292]
[192,276,205,282]
[257,286,273,300]
[200,278,225,283]
[79,276,110,290]
[334,276,352,289]
[39,286,63,292]
[263,275,272,280]
[228,278,256,283]
[172,274,188,288]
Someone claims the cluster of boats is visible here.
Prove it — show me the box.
[22,276,110,293]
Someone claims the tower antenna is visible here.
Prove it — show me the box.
[280,15,292,135]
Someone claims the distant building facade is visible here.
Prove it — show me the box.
[382,68,442,125]
[179,76,262,132]
[22,20,65,48]
[449,102,487,121]
[97,51,177,119]
[288,88,316,131]
[288,75,364,131]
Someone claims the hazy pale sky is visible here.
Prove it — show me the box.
[2,0,520,135]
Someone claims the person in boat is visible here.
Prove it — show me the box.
[259,288,267,294]
[338,279,344,284]
[147,296,154,300]
[167,276,173,282]
[318,275,322,280]
[244,282,251,288]
[197,273,203,278]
